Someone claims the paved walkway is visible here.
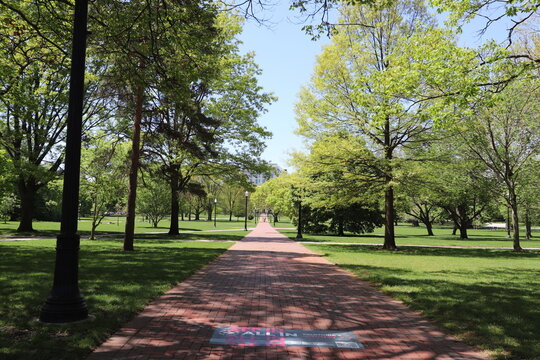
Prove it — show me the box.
[87,221,487,360]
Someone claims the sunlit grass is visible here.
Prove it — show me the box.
[0,217,253,240]
[0,239,231,360]
[277,224,540,249]
[306,244,540,359]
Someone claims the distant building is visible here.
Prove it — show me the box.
[247,163,286,185]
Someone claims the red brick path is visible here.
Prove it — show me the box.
[87,221,488,360]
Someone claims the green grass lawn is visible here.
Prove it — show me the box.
[0,217,253,240]
[0,239,232,360]
[278,224,540,249]
[306,244,540,360]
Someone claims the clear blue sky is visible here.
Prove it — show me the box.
[238,3,329,170]
[238,4,510,170]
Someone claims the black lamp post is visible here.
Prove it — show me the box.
[40,0,89,323]
[213,198,217,227]
[244,191,249,231]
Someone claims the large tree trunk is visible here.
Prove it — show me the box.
[296,202,303,239]
[456,206,468,239]
[123,86,144,251]
[229,210,233,221]
[17,179,37,232]
[337,217,345,237]
[509,189,522,251]
[423,220,434,236]
[207,203,212,221]
[169,173,180,235]
[525,208,532,240]
[382,118,396,250]
[383,185,396,249]
[458,222,468,239]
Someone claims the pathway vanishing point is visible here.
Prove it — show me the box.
[87,220,488,360]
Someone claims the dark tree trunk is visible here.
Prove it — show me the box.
[423,220,434,236]
[452,222,458,236]
[90,223,97,240]
[169,173,179,235]
[229,210,232,221]
[123,86,144,251]
[525,209,532,240]
[383,184,396,249]
[337,218,345,237]
[458,223,468,239]
[382,118,396,250]
[509,189,522,251]
[296,202,303,239]
[206,203,212,221]
[17,179,37,232]
[194,210,200,221]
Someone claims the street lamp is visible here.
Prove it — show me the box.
[213,198,217,227]
[244,191,249,231]
[40,0,89,323]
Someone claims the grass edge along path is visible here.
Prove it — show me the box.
[276,224,540,249]
[0,239,232,360]
[305,243,540,360]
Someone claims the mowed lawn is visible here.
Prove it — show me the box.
[0,239,232,360]
[306,244,540,360]
[279,223,540,249]
[0,217,253,240]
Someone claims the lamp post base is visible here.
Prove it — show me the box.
[39,296,88,323]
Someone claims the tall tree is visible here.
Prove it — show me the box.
[458,78,540,250]
[144,14,273,235]
[295,1,476,249]
[0,3,107,232]
[90,0,223,248]
[80,136,128,240]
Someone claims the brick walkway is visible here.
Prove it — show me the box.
[87,221,488,360]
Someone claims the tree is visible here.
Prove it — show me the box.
[137,176,170,228]
[143,14,273,235]
[291,133,384,235]
[87,0,225,249]
[519,159,540,240]
[458,79,540,250]
[221,178,247,221]
[80,137,128,240]
[0,2,108,232]
[428,148,498,239]
[0,193,18,223]
[252,174,300,223]
[295,1,477,249]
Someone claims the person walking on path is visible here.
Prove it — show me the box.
[87,220,487,359]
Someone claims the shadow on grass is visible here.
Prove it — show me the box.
[318,245,540,259]
[133,232,244,241]
[313,246,540,359]
[346,265,539,359]
[0,242,228,360]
